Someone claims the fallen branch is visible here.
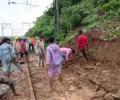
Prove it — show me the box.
[88,77,108,93]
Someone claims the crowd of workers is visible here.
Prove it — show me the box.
[0,30,88,96]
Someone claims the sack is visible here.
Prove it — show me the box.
[49,47,62,66]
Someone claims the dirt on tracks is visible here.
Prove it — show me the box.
[1,38,120,100]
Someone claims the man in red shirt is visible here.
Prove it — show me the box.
[20,39,29,63]
[76,30,88,62]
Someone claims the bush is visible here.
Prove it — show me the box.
[102,0,120,11]
[25,0,120,42]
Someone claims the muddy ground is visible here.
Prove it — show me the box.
[1,38,120,100]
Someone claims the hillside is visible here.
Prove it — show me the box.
[26,0,120,42]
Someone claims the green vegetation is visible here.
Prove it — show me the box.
[26,0,120,42]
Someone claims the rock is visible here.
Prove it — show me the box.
[60,97,66,100]
[0,84,10,96]
[77,84,82,89]
[104,93,114,100]
[65,91,69,96]
[92,97,104,100]
[71,93,79,100]
[65,91,71,100]
[96,63,101,66]
[76,82,82,89]
[94,90,106,98]
[113,89,120,98]
[111,94,120,100]
[102,70,110,75]
[84,67,94,70]
[111,89,120,100]
[69,85,76,92]
[53,97,66,100]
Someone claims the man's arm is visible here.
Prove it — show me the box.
[9,44,16,58]
[86,37,89,52]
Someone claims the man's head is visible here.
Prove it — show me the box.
[16,39,19,42]
[69,49,75,56]
[19,38,23,41]
[40,36,45,41]
[3,37,11,44]
[48,37,55,43]
[78,30,83,35]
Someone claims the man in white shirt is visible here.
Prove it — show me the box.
[35,36,45,67]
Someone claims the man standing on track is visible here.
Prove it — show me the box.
[19,38,29,63]
[35,36,45,67]
[29,37,34,51]
[14,39,21,62]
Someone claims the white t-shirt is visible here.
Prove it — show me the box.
[35,40,45,54]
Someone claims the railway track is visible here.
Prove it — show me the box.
[25,53,50,100]
[27,53,42,100]
[26,56,37,100]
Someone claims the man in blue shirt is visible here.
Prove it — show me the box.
[0,37,22,96]
[0,37,22,78]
